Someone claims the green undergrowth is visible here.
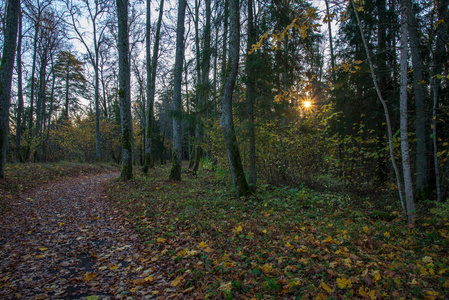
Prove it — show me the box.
[0,162,119,212]
[109,164,449,299]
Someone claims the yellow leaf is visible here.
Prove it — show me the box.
[84,272,97,282]
[321,280,332,293]
[315,293,328,300]
[234,225,243,233]
[422,256,433,264]
[362,226,369,233]
[261,263,273,273]
[110,264,119,270]
[171,276,183,287]
[355,60,363,64]
[38,247,48,252]
[336,277,352,289]
[285,242,294,249]
[144,276,154,283]
[59,222,65,227]
[383,231,390,238]
[199,241,208,248]
[373,271,381,282]
[157,237,167,243]
[444,280,449,288]
[323,236,336,244]
[262,229,267,234]
[436,74,443,80]
[204,247,214,253]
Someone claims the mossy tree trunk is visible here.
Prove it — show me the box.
[221,0,250,198]
[169,0,186,181]
[0,0,20,178]
[117,0,133,180]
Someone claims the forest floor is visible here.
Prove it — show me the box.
[0,163,174,299]
[0,162,448,299]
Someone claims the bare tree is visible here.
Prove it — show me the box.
[65,0,111,162]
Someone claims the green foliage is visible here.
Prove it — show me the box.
[109,164,449,299]
[430,201,449,220]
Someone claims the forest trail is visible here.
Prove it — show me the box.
[0,173,170,299]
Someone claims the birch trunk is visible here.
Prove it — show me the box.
[400,0,415,222]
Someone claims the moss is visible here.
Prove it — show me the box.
[169,150,181,181]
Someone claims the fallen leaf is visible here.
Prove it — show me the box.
[84,272,97,282]
[157,237,167,243]
[199,241,208,248]
[336,277,352,289]
[171,276,183,287]
[321,280,332,293]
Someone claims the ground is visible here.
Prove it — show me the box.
[1,163,448,299]
[0,172,174,299]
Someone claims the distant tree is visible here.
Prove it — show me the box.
[0,0,20,178]
[53,51,86,120]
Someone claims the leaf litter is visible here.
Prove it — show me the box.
[0,172,175,299]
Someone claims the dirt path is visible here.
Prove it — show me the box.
[0,173,170,299]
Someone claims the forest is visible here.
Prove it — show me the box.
[0,0,449,298]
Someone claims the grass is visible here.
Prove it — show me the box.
[109,163,449,299]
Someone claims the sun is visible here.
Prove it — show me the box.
[303,101,312,108]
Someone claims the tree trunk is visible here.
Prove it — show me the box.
[0,0,20,178]
[430,0,448,202]
[405,0,429,196]
[117,0,133,180]
[144,0,164,173]
[350,0,406,213]
[221,0,250,198]
[15,7,23,162]
[324,0,335,82]
[246,0,256,190]
[400,0,415,222]
[169,0,187,181]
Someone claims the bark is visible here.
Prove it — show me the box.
[350,0,406,213]
[221,0,228,83]
[405,0,429,195]
[169,0,186,181]
[117,0,133,180]
[0,0,20,178]
[193,0,212,174]
[221,0,250,198]
[324,0,335,81]
[246,0,256,190]
[430,0,448,202]
[400,0,415,222]
[143,0,164,173]
[15,8,23,162]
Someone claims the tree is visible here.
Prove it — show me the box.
[246,0,256,190]
[65,0,111,162]
[350,0,406,214]
[15,6,23,161]
[143,0,164,173]
[117,0,132,180]
[221,0,250,197]
[399,0,415,223]
[0,0,20,178]
[53,51,86,120]
[169,0,186,181]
